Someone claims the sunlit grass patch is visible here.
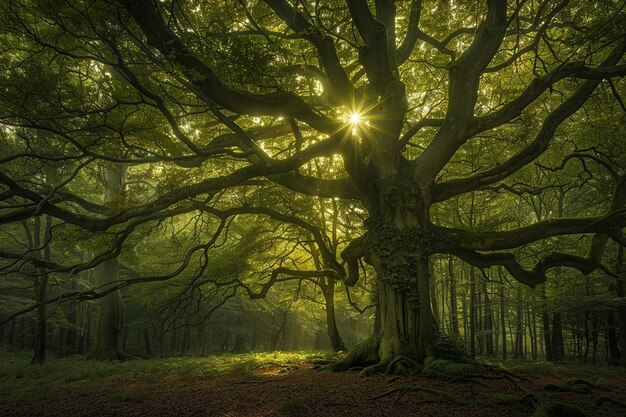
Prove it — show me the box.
[0,350,337,401]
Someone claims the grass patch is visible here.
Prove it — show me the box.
[111,388,146,403]
[499,360,626,377]
[0,350,336,401]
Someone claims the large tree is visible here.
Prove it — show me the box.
[0,0,625,369]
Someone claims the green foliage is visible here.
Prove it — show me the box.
[420,356,475,378]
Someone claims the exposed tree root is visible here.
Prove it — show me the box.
[596,395,626,409]
[368,381,590,417]
[359,362,389,377]
[327,333,378,372]
[369,384,474,406]
[544,378,613,394]
[384,355,423,376]
[86,351,127,361]
[531,402,587,417]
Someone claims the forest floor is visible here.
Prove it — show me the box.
[1,351,625,417]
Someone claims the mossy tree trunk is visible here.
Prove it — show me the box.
[334,176,437,370]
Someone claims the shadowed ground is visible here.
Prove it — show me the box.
[1,353,625,417]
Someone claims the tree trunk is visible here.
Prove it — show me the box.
[143,327,152,355]
[614,241,626,367]
[499,281,507,361]
[448,255,459,336]
[323,278,346,351]
[231,315,248,353]
[607,307,621,365]
[7,318,15,352]
[483,281,494,356]
[88,164,127,361]
[541,286,554,361]
[333,208,436,372]
[469,266,477,356]
[552,311,565,361]
[31,215,52,365]
[514,286,524,359]
[88,259,126,360]
[430,260,440,328]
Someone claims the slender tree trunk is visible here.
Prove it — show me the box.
[271,310,288,351]
[607,307,621,365]
[430,260,440,328]
[469,267,477,356]
[449,255,459,336]
[552,312,565,361]
[527,306,536,360]
[231,315,248,353]
[31,215,52,365]
[323,278,346,351]
[143,327,152,355]
[7,319,15,352]
[614,241,626,367]
[514,286,524,359]
[483,281,494,356]
[541,286,554,361]
[499,282,507,361]
[308,240,346,352]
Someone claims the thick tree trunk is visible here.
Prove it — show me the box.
[88,259,126,360]
[88,164,127,361]
[333,205,436,372]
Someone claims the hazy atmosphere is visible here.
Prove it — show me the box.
[1,0,625,416]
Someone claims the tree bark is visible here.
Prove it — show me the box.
[499,280,507,361]
[322,278,346,351]
[449,255,459,336]
[88,164,127,360]
[31,215,51,364]
[333,189,437,371]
